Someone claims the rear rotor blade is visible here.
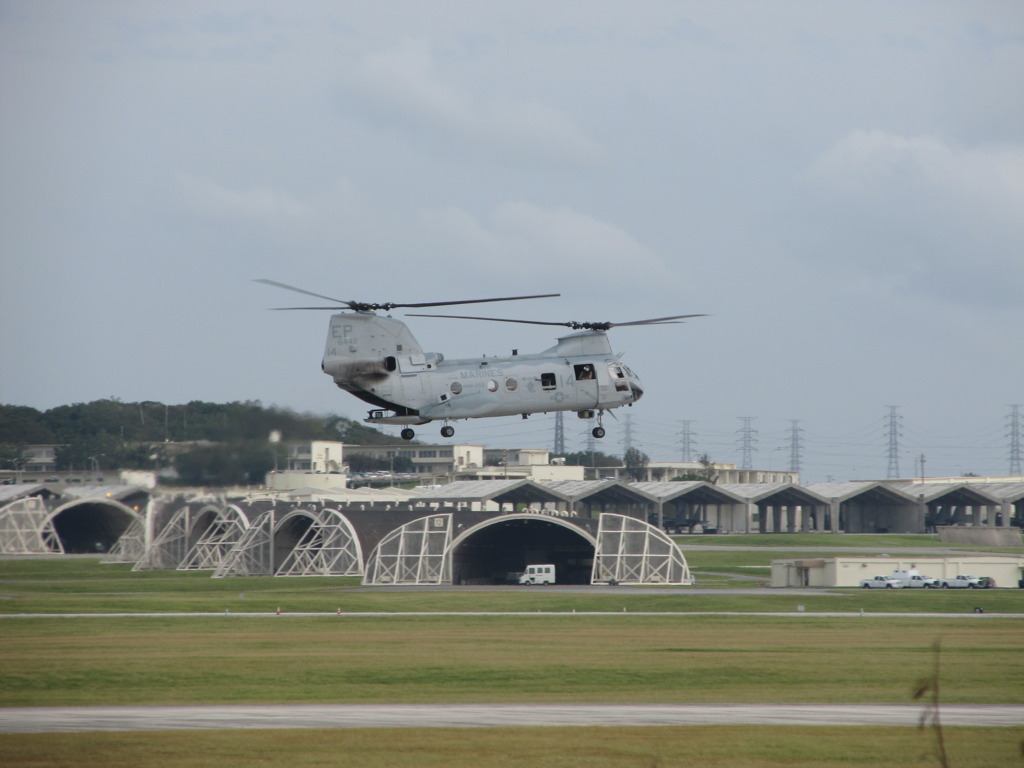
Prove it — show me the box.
[407,313,575,327]
[606,314,708,327]
[408,312,708,331]
[390,293,561,310]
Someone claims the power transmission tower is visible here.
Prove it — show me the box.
[553,411,565,455]
[885,406,902,479]
[677,420,697,462]
[621,413,635,453]
[737,416,758,471]
[787,419,803,473]
[1009,404,1022,476]
[582,428,596,456]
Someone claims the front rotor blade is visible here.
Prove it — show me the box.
[255,279,351,307]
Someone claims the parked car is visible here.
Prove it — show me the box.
[859,575,903,589]
[976,576,997,589]
[938,574,983,589]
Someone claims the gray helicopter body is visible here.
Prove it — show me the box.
[258,279,699,441]
[322,311,642,437]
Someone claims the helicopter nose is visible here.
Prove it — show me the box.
[630,381,644,401]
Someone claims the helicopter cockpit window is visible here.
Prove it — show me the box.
[609,363,629,392]
[574,363,596,381]
[541,372,556,390]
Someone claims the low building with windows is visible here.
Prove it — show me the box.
[344,443,484,478]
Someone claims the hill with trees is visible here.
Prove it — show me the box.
[0,399,397,484]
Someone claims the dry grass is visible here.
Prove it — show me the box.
[2,614,1021,706]
[2,726,1021,768]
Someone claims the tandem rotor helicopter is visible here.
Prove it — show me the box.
[257,279,705,441]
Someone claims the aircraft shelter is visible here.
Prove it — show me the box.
[2,479,1022,585]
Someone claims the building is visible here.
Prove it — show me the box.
[344,443,484,478]
[596,460,798,485]
[771,554,1024,588]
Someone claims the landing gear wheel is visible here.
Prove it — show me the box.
[440,425,455,438]
[400,428,415,440]
[592,426,606,439]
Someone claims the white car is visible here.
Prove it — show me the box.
[859,575,903,589]
[938,575,982,589]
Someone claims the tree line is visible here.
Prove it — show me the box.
[0,399,708,486]
[0,399,395,485]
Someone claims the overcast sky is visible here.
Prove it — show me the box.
[2,2,1022,482]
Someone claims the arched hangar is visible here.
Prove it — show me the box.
[362,511,691,586]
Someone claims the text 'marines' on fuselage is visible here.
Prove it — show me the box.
[256,279,705,441]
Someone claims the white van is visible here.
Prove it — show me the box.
[891,569,938,588]
[519,564,556,585]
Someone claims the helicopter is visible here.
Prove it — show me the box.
[257,279,704,440]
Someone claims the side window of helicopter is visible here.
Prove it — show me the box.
[505,377,518,391]
[609,364,629,391]
[385,356,397,372]
[450,382,462,395]
[574,363,596,381]
[541,372,556,390]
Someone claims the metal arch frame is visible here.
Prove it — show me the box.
[101,517,147,563]
[0,496,64,554]
[275,507,364,577]
[178,504,250,571]
[591,513,692,585]
[133,503,192,571]
[449,512,598,551]
[364,513,453,585]
[213,510,275,578]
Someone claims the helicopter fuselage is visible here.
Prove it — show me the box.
[321,311,643,438]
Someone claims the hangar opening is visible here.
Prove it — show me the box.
[274,512,315,570]
[49,501,138,554]
[451,516,596,585]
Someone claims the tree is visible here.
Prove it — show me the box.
[558,450,620,468]
[623,447,649,482]
[671,454,718,484]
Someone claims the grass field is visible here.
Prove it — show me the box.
[673,533,1018,550]
[1,548,1021,767]
[2,727,1020,768]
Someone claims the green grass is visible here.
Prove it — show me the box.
[2,553,1022,767]
[674,532,1021,551]
[1,555,1023,612]
[2,557,1023,614]
[2,727,1020,768]
[2,613,1022,707]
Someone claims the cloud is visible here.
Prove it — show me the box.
[421,200,680,290]
[342,39,603,166]
[176,172,316,222]
[804,129,1024,305]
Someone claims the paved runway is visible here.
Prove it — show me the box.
[2,703,1022,733]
